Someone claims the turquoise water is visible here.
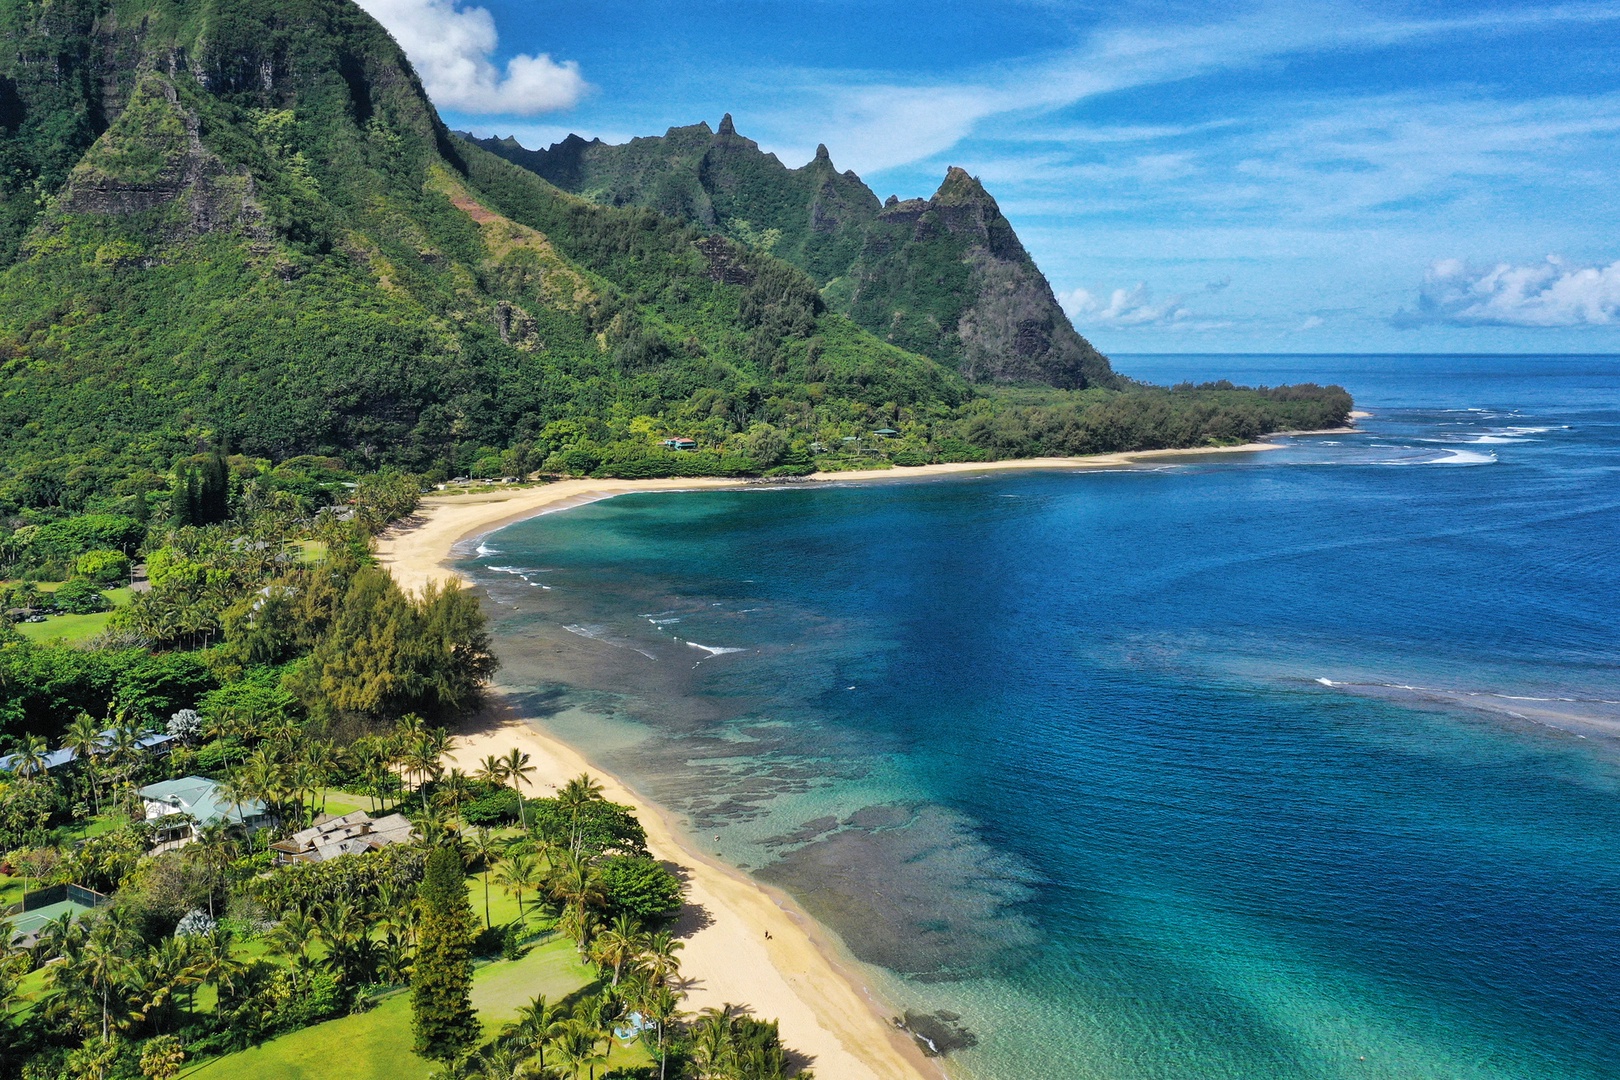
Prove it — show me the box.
[463,355,1620,1079]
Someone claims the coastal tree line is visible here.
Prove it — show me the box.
[0,458,806,1079]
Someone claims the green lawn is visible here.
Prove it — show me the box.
[291,539,328,566]
[181,936,641,1079]
[0,875,23,907]
[313,789,369,817]
[51,810,130,846]
[15,586,133,644]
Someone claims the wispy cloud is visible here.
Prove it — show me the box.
[357,0,587,116]
[1394,256,1620,327]
[1061,284,1191,327]
[756,2,1620,173]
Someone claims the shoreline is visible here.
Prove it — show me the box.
[376,435,1334,1077]
[445,707,939,1080]
[377,439,1299,596]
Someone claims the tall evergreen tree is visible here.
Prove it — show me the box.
[169,467,199,527]
[198,446,231,524]
[411,844,480,1065]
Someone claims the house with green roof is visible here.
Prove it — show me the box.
[138,776,270,846]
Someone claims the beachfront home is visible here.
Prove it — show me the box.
[138,776,270,845]
[0,728,175,776]
[661,437,698,451]
[269,809,417,865]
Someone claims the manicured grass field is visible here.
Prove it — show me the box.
[181,936,643,1079]
[14,586,133,644]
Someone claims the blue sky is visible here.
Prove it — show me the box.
[357,0,1620,353]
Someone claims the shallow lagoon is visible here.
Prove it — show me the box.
[465,355,1620,1079]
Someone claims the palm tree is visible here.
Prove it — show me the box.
[241,747,283,810]
[104,723,140,790]
[509,993,567,1076]
[73,928,130,1043]
[643,931,684,990]
[188,926,242,1014]
[501,748,536,828]
[476,1044,524,1080]
[589,914,640,987]
[467,828,501,929]
[289,760,321,825]
[202,710,242,769]
[406,739,442,812]
[192,822,241,919]
[691,1004,740,1080]
[557,774,604,855]
[549,851,607,955]
[434,767,475,819]
[545,1019,600,1080]
[65,712,104,812]
[215,772,257,833]
[474,754,508,790]
[10,734,49,783]
[305,739,341,815]
[266,907,317,998]
[640,985,684,1080]
[493,852,540,923]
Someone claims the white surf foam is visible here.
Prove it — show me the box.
[686,642,745,656]
[1434,448,1495,465]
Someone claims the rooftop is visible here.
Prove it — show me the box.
[138,775,266,826]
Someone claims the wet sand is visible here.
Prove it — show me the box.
[445,708,939,1080]
[377,438,1317,1076]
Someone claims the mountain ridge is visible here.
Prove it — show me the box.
[463,121,1116,389]
[0,0,1350,516]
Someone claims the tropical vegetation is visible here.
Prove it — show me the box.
[0,0,1349,519]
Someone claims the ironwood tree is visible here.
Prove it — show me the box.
[410,844,480,1064]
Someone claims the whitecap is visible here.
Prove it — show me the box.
[475,543,500,556]
[1433,448,1495,465]
[562,624,658,659]
[1316,678,1337,686]
[686,642,745,656]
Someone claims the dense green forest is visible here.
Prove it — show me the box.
[0,462,798,1079]
[0,0,1348,518]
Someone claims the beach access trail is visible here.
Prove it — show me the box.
[375,444,1287,1079]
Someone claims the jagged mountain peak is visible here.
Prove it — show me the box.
[934,166,996,206]
[463,122,1117,388]
[0,0,982,493]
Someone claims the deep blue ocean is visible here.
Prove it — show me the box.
[461,355,1620,1080]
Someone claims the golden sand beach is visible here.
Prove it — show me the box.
[375,442,1294,1078]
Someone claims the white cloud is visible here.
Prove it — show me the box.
[1298,315,1325,330]
[1396,256,1620,327]
[1061,284,1191,327]
[357,0,586,116]
[758,2,1620,175]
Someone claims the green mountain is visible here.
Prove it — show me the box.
[0,0,1349,516]
[466,119,1116,389]
[0,0,971,508]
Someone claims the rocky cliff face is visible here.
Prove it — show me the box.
[466,124,1117,389]
[828,167,1112,387]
